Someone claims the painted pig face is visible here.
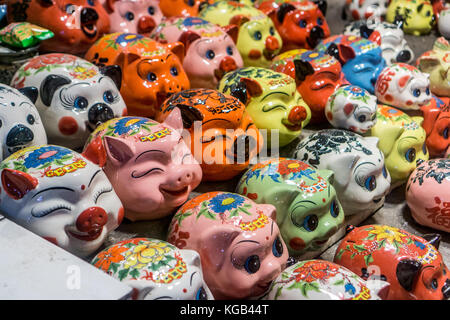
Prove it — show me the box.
[271,49,347,124]
[257,0,330,51]
[386,0,436,36]
[265,260,390,300]
[218,67,311,147]
[325,85,377,134]
[334,225,450,300]
[92,238,214,300]
[317,35,386,94]
[151,17,243,89]
[0,145,123,257]
[10,54,126,151]
[237,158,344,256]
[420,96,450,157]
[156,89,263,181]
[85,33,190,118]
[167,192,289,300]
[7,0,110,55]
[291,129,391,216]
[376,63,431,111]
[417,37,450,98]
[344,0,388,20]
[83,108,202,221]
[407,159,450,233]
[105,0,163,35]
[0,85,47,160]
[370,105,429,185]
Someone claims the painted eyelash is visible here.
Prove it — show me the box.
[31,204,72,218]
[94,186,113,203]
[60,92,76,109]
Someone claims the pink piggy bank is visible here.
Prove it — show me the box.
[167,191,289,300]
[406,159,450,233]
[151,17,243,89]
[104,0,163,35]
[83,108,202,221]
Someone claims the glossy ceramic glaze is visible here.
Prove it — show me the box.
[271,49,347,124]
[10,54,126,150]
[386,0,436,36]
[334,225,450,300]
[236,158,344,256]
[200,1,282,68]
[264,259,390,300]
[92,238,214,300]
[151,17,243,89]
[375,63,431,111]
[291,129,391,216]
[167,192,289,300]
[257,0,330,51]
[438,8,450,39]
[370,105,428,185]
[85,33,190,118]
[156,89,263,181]
[407,159,450,233]
[0,145,123,257]
[159,0,212,17]
[83,108,202,221]
[420,95,450,157]
[0,84,47,161]
[7,0,110,55]
[218,67,311,147]
[325,85,377,134]
[343,0,388,21]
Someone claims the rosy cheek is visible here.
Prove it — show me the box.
[58,117,78,135]
[289,237,306,251]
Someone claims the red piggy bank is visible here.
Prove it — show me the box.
[421,95,450,158]
[334,225,450,300]
[7,0,110,55]
[257,0,330,51]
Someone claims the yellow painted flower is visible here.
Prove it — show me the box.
[369,225,407,244]
[123,242,172,269]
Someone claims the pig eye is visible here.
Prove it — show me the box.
[65,4,76,14]
[244,255,260,274]
[87,0,95,5]
[272,236,284,257]
[303,214,318,232]
[226,46,233,55]
[170,67,178,76]
[317,17,323,26]
[253,31,262,41]
[125,12,135,21]
[148,6,155,15]
[269,27,275,36]
[357,114,367,123]
[195,287,208,300]
[299,19,307,28]
[27,114,35,125]
[365,175,376,191]
[330,200,340,218]
[31,204,72,218]
[74,97,88,110]
[382,165,388,178]
[147,72,157,82]
[412,88,421,97]
[0,119,2,128]
[443,128,449,139]
[422,143,427,155]
[405,148,416,162]
[103,90,114,104]
[431,278,438,290]
[206,49,215,59]
[186,0,195,6]
[425,88,430,95]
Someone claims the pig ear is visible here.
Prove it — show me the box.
[326,43,356,65]
[312,0,327,16]
[326,154,360,187]
[163,107,183,132]
[418,56,441,74]
[100,65,122,91]
[1,169,38,200]
[82,135,107,168]
[178,31,201,52]
[343,103,355,116]
[372,122,404,155]
[167,42,185,64]
[103,136,135,165]
[257,204,277,221]
[293,59,315,83]
[423,234,441,249]
[105,0,116,11]
[181,249,202,268]
[277,3,296,23]
[115,52,141,70]
[396,259,422,292]
[229,15,250,27]
[411,116,424,127]
[420,105,440,135]
[317,169,334,185]
[222,25,239,44]
[200,227,240,271]
[240,77,263,97]
[18,87,38,105]
[40,75,71,107]
[397,75,411,92]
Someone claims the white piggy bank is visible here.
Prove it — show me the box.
[0,145,124,257]
[10,54,127,150]
[0,84,47,161]
[438,8,450,39]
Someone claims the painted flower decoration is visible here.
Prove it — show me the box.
[23,145,72,169]
[209,193,245,213]
[344,85,365,97]
[123,241,173,269]
[278,159,309,175]
[293,261,340,283]
[379,105,404,119]
[115,33,144,47]
[113,117,150,136]
[23,53,77,71]
[94,245,129,272]
[367,225,407,244]
[183,17,208,26]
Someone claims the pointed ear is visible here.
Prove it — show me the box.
[418,56,440,74]
[40,75,71,107]
[372,123,404,155]
[163,107,183,132]
[423,234,441,249]
[115,52,141,70]
[222,25,239,44]
[411,116,424,127]
[277,3,296,23]
[103,136,136,165]
[167,41,185,64]
[312,0,327,16]
[343,103,355,116]
[326,43,355,65]
[178,31,201,52]
[293,59,315,83]
[105,0,116,11]
[396,259,422,292]
[1,169,38,200]
[397,75,411,92]
[82,135,107,167]
[420,105,441,135]
[326,153,360,187]
[100,65,122,90]
[181,249,202,268]
[18,86,38,105]
[229,15,250,27]
[359,24,374,39]
[317,169,334,185]
[240,77,263,97]
[200,227,240,271]
[257,203,277,221]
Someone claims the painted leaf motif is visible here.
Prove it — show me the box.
[275,286,283,300]
[333,279,345,286]
[110,262,119,274]
[129,269,140,279]
[118,268,130,281]
[364,254,374,267]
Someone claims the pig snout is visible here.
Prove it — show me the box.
[88,103,114,127]
[76,207,108,234]
[138,16,156,34]
[307,26,324,49]
[265,36,279,52]
[6,124,34,147]
[220,56,238,73]
[81,7,99,24]
[288,106,307,125]
[443,279,450,299]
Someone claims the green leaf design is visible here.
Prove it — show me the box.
[335,249,345,261]
[238,206,252,216]
[333,279,345,286]
[129,269,140,279]
[37,162,52,170]
[365,233,377,241]
[196,208,216,220]
[174,210,193,226]
[274,286,283,300]
[118,268,130,281]
[364,254,374,267]
[308,282,320,292]
[110,262,119,274]
[353,244,366,252]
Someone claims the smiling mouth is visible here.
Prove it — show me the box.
[282,120,302,132]
[67,227,103,242]
[160,186,189,197]
[82,23,98,39]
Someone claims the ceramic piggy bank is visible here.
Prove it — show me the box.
[417,37,450,98]
[236,158,344,256]
[438,8,450,39]
[150,17,243,89]
[271,49,347,124]
[370,105,428,185]
[0,145,123,257]
[375,63,431,111]
[85,33,190,118]
[386,0,436,36]
[156,89,263,181]
[0,85,47,161]
[199,1,282,68]
[83,109,202,221]
[256,0,330,51]
[291,129,391,216]
[325,85,377,134]
[10,54,126,151]
[167,192,289,299]
[92,238,214,300]
[218,67,311,147]
[264,259,390,300]
[7,0,110,55]
[104,0,163,35]
[420,96,450,157]
[342,0,388,21]
[407,159,450,233]
[334,225,450,300]
[317,35,386,94]
[159,0,212,17]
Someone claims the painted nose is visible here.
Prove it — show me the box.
[138,16,156,34]
[288,106,308,125]
[219,56,237,72]
[178,171,193,185]
[76,207,108,234]
[265,36,279,52]
[442,279,450,299]
[396,50,411,63]
[81,7,99,23]
[88,103,114,125]
[308,26,324,48]
[6,124,34,147]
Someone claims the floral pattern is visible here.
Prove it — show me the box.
[209,193,245,213]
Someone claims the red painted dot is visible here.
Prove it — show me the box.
[289,237,306,251]
[58,116,78,135]
[326,111,333,120]
[81,185,85,190]
[385,94,393,102]
[406,100,413,106]
[183,288,187,293]
[323,198,326,202]
[266,236,269,240]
